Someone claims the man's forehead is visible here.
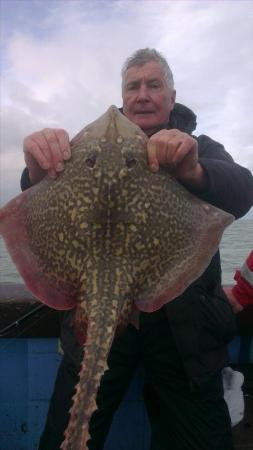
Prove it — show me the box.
[125,61,165,83]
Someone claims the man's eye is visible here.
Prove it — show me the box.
[127,84,137,91]
[150,83,160,90]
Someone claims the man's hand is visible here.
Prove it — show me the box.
[147,129,207,191]
[23,128,71,184]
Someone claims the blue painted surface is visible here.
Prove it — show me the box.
[228,336,253,364]
[1,336,252,450]
[0,339,62,450]
[0,338,150,450]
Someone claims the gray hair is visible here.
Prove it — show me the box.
[121,48,174,90]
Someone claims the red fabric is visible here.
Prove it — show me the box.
[232,251,253,307]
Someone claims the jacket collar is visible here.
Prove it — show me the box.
[169,103,197,134]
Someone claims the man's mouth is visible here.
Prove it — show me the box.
[134,111,155,115]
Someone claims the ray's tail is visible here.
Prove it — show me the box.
[60,302,119,450]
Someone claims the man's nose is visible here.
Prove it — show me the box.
[136,84,149,101]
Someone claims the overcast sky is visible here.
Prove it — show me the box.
[1,0,252,217]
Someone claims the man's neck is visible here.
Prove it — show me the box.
[144,122,170,137]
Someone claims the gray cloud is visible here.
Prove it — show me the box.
[1,0,252,214]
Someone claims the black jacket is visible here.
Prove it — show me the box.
[166,104,253,385]
[20,103,253,385]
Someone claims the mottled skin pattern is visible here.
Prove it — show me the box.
[0,106,234,449]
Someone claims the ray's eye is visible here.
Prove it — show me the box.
[85,153,97,169]
[125,154,137,169]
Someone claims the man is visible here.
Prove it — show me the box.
[21,48,253,450]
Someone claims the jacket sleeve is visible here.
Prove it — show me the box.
[232,250,253,308]
[195,135,253,219]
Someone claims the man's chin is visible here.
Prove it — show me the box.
[133,115,157,130]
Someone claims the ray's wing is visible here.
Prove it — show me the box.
[130,171,234,312]
[0,174,90,310]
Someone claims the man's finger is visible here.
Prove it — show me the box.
[55,129,71,160]
[171,140,197,169]
[147,140,159,172]
[48,168,58,179]
[24,138,50,170]
[42,128,65,172]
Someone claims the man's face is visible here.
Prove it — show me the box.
[122,61,176,136]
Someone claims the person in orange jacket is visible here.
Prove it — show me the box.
[224,251,253,313]
[222,250,253,429]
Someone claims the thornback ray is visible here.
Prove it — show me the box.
[0,105,234,449]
